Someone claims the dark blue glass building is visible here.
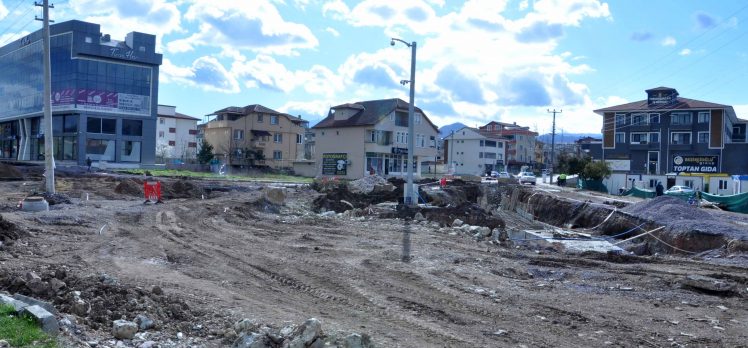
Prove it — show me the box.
[0,20,162,165]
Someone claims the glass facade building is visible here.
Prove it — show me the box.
[0,20,162,165]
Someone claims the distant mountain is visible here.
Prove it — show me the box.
[537,133,602,144]
[438,122,467,138]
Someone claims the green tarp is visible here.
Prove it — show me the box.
[700,191,748,214]
[622,186,656,199]
[577,179,608,193]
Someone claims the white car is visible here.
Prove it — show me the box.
[666,185,694,194]
[517,172,536,185]
[498,171,511,178]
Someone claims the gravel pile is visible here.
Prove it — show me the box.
[349,175,387,194]
[621,196,745,239]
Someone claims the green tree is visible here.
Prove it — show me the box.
[580,161,611,181]
[197,140,214,164]
[557,153,590,175]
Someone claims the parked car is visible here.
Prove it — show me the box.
[490,171,499,177]
[498,171,511,178]
[517,172,536,185]
[665,185,694,194]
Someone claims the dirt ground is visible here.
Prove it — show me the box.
[0,172,746,347]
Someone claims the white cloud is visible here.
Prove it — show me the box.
[519,0,529,11]
[661,36,676,46]
[325,27,340,37]
[169,0,318,55]
[160,57,240,93]
[232,55,342,97]
[0,2,8,18]
[679,48,692,56]
[278,100,335,119]
[324,0,443,35]
[68,0,181,48]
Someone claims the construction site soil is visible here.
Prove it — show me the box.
[0,168,746,347]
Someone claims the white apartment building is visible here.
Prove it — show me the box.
[156,105,199,162]
[444,127,507,175]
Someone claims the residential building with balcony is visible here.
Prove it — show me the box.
[479,121,538,172]
[312,98,439,180]
[203,104,307,169]
[155,105,198,162]
[443,127,507,175]
[593,87,747,176]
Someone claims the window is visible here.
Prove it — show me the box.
[497,142,503,148]
[274,133,282,143]
[159,118,165,124]
[188,142,197,148]
[122,120,142,136]
[273,150,282,160]
[233,129,244,140]
[158,131,164,138]
[188,129,198,135]
[479,140,484,147]
[169,127,176,133]
[86,139,114,161]
[615,114,626,127]
[121,141,141,162]
[719,180,728,190]
[631,113,647,125]
[671,113,692,125]
[649,132,659,143]
[87,117,115,134]
[270,115,279,125]
[257,114,264,123]
[631,132,648,144]
[418,134,425,147]
[671,132,691,145]
[479,152,484,158]
[415,114,422,124]
[698,112,710,123]
[649,113,660,124]
[64,116,78,133]
[368,130,376,143]
[684,180,694,189]
[168,140,175,146]
[296,134,302,144]
[698,132,709,143]
[615,133,625,144]
[484,152,496,159]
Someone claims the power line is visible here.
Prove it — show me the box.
[0,0,28,24]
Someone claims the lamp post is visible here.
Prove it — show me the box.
[391,38,417,206]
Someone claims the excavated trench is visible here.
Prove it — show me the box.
[492,185,735,255]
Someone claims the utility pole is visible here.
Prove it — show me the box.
[36,0,55,193]
[547,109,561,183]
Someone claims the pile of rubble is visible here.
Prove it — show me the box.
[229,317,373,348]
[348,175,394,194]
[0,163,23,180]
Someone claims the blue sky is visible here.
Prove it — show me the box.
[1,0,748,134]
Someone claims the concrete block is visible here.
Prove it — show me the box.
[21,305,59,336]
[14,293,59,316]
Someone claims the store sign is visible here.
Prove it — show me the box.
[672,155,718,173]
[109,48,139,60]
[391,147,408,155]
[322,153,347,175]
[51,88,150,116]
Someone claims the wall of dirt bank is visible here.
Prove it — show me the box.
[491,185,731,254]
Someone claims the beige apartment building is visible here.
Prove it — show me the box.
[203,104,307,169]
[312,98,439,180]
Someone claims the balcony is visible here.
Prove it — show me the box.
[206,120,231,129]
[251,140,267,147]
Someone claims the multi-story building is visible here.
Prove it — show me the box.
[594,87,748,194]
[479,121,538,172]
[443,127,507,175]
[155,105,199,162]
[203,104,307,169]
[0,20,161,165]
[312,98,439,180]
[594,87,746,175]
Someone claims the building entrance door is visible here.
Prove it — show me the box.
[384,159,389,175]
[647,151,659,174]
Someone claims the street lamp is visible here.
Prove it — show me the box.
[391,37,417,206]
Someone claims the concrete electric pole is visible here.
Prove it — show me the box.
[547,109,562,183]
[36,0,55,193]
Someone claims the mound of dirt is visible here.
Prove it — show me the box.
[114,179,144,196]
[41,192,72,205]
[162,180,204,199]
[0,163,23,179]
[312,182,403,213]
[0,214,25,242]
[622,196,712,222]
[391,203,506,230]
